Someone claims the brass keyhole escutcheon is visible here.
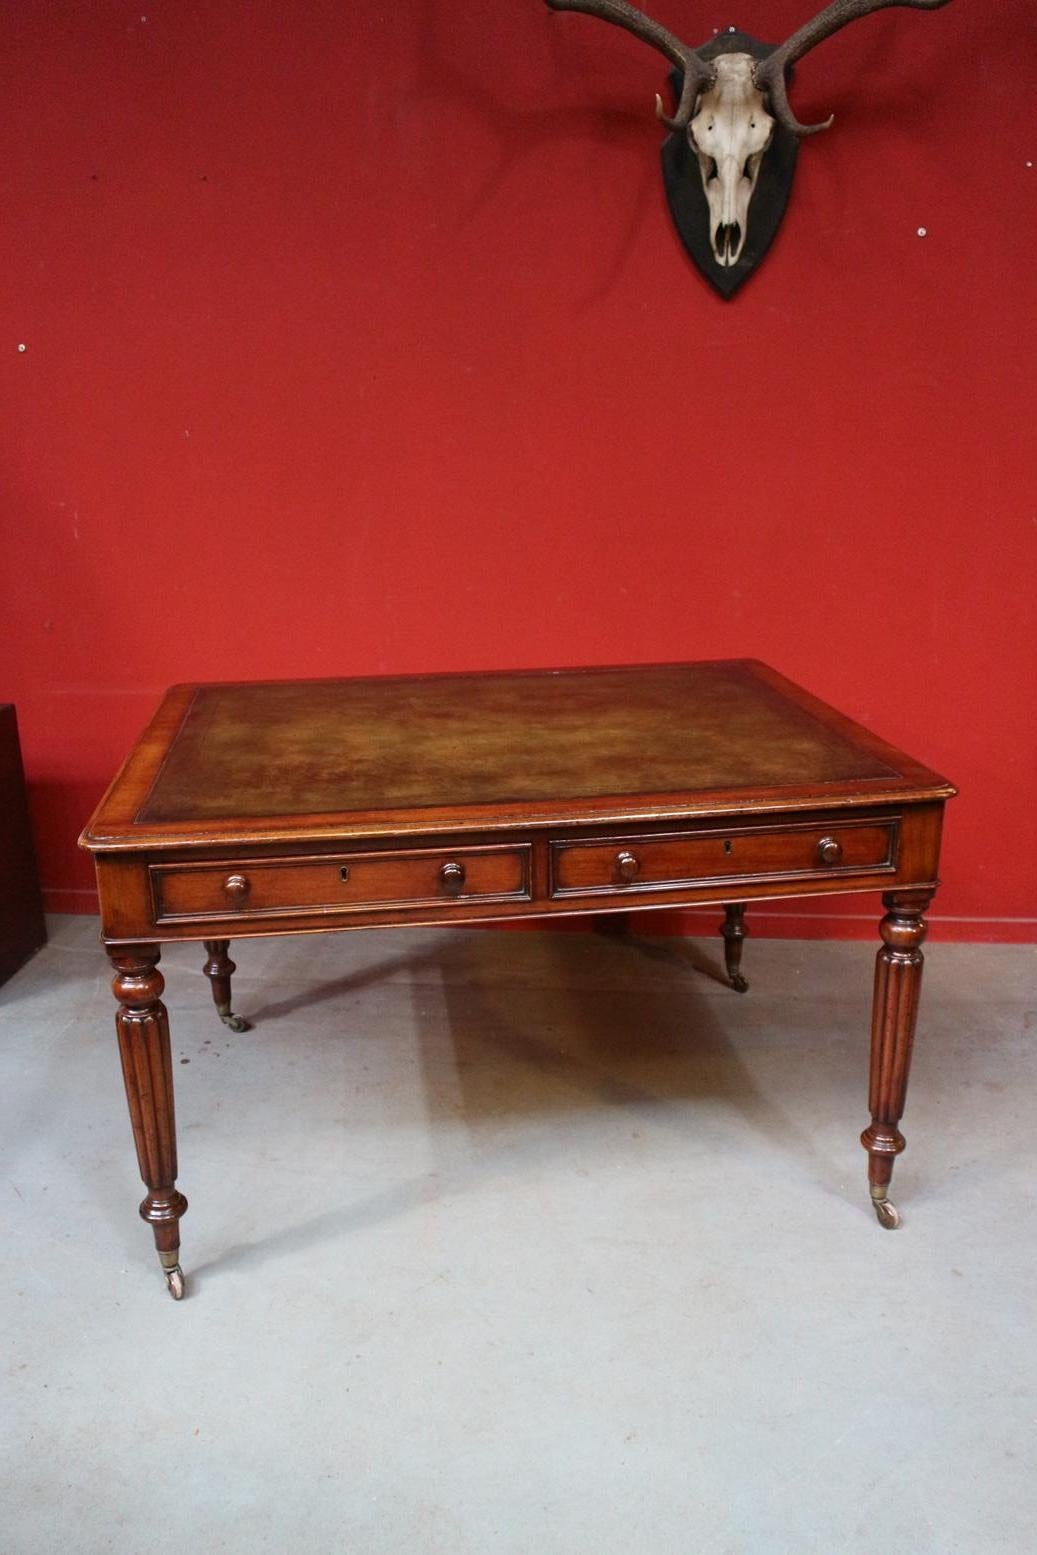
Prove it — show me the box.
[615,850,640,885]
[440,861,466,895]
[339,865,350,883]
[723,839,733,855]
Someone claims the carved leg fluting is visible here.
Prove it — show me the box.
[111,946,188,1298]
[720,903,749,992]
[860,891,932,1229]
[202,940,251,1031]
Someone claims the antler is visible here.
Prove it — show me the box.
[754,0,954,136]
[545,0,715,131]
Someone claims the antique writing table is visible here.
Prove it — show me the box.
[81,660,956,1299]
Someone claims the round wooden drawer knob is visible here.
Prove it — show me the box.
[816,837,843,867]
[440,861,466,895]
[223,873,251,904]
[615,850,641,884]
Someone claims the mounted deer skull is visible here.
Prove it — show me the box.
[545,0,952,294]
[686,52,773,266]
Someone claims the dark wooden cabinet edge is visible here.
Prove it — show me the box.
[0,704,47,986]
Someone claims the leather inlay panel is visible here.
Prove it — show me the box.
[138,663,898,824]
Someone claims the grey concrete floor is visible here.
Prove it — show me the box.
[2,916,1035,1554]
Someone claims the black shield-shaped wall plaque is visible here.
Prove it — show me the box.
[660,32,798,297]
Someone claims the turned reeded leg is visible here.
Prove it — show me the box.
[860,890,933,1229]
[202,940,251,1032]
[720,904,749,993]
[110,946,188,1298]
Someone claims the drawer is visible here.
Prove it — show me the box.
[152,844,532,923]
[550,820,897,899]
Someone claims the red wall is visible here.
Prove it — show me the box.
[2,0,1035,939]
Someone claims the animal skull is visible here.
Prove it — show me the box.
[545,0,954,288]
[685,54,773,266]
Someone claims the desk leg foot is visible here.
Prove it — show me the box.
[860,891,932,1229]
[159,1249,186,1299]
[203,940,251,1032]
[111,946,189,1297]
[720,904,749,992]
[870,1186,901,1229]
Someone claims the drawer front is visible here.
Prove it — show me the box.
[550,821,897,899]
[152,844,532,923]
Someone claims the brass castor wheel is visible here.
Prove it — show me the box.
[219,1012,251,1033]
[872,1194,901,1230]
[730,973,749,994]
[159,1251,186,1299]
[217,1004,251,1033]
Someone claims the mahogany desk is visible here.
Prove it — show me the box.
[81,660,956,1299]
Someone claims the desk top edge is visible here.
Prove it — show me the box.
[80,659,957,853]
